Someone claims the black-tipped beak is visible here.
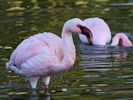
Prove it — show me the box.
[88,41,93,45]
[78,25,93,44]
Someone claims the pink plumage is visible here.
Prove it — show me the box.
[79,17,111,45]
[111,33,132,47]
[6,18,92,90]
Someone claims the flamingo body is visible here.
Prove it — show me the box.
[79,17,111,45]
[11,33,64,76]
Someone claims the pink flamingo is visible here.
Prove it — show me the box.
[79,17,111,45]
[111,33,133,47]
[6,18,92,90]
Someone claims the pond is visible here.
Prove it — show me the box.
[0,0,133,100]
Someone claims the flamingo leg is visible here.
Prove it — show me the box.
[43,76,50,91]
[28,77,40,89]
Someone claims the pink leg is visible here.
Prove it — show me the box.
[28,77,40,89]
[43,76,50,91]
[44,84,49,92]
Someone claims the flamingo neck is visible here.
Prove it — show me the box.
[111,34,122,46]
[55,29,76,73]
[111,34,132,47]
[61,29,76,69]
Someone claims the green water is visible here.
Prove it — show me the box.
[0,0,133,99]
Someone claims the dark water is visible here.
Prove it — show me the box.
[0,0,133,99]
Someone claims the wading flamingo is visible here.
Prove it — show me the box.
[6,18,92,91]
[79,17,111,45]
[111,33,132,47]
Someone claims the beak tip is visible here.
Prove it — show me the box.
[88,41,93,45]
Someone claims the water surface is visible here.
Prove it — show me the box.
[0,0,133,99]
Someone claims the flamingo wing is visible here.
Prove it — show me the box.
[9,32,64,76]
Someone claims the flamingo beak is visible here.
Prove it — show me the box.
[78,25,93,45]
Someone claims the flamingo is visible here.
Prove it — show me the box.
[111,33,133,47]
[79,17,111,45]
[5,18,93,91]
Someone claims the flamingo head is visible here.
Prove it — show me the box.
[77,25,93,45]
[63,18,93,44]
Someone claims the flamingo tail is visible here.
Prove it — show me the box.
[5,59,22,74]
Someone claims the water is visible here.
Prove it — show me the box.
[0,0,133,99]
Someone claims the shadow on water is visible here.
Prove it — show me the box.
[7,90,50,100]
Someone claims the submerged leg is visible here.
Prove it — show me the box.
[42,76,50,91]
[28,77,40,89]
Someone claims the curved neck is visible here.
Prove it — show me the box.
[111,34,132,47]
[55,28,76,72]
[111,35,122,46]
[61,29,76,68]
